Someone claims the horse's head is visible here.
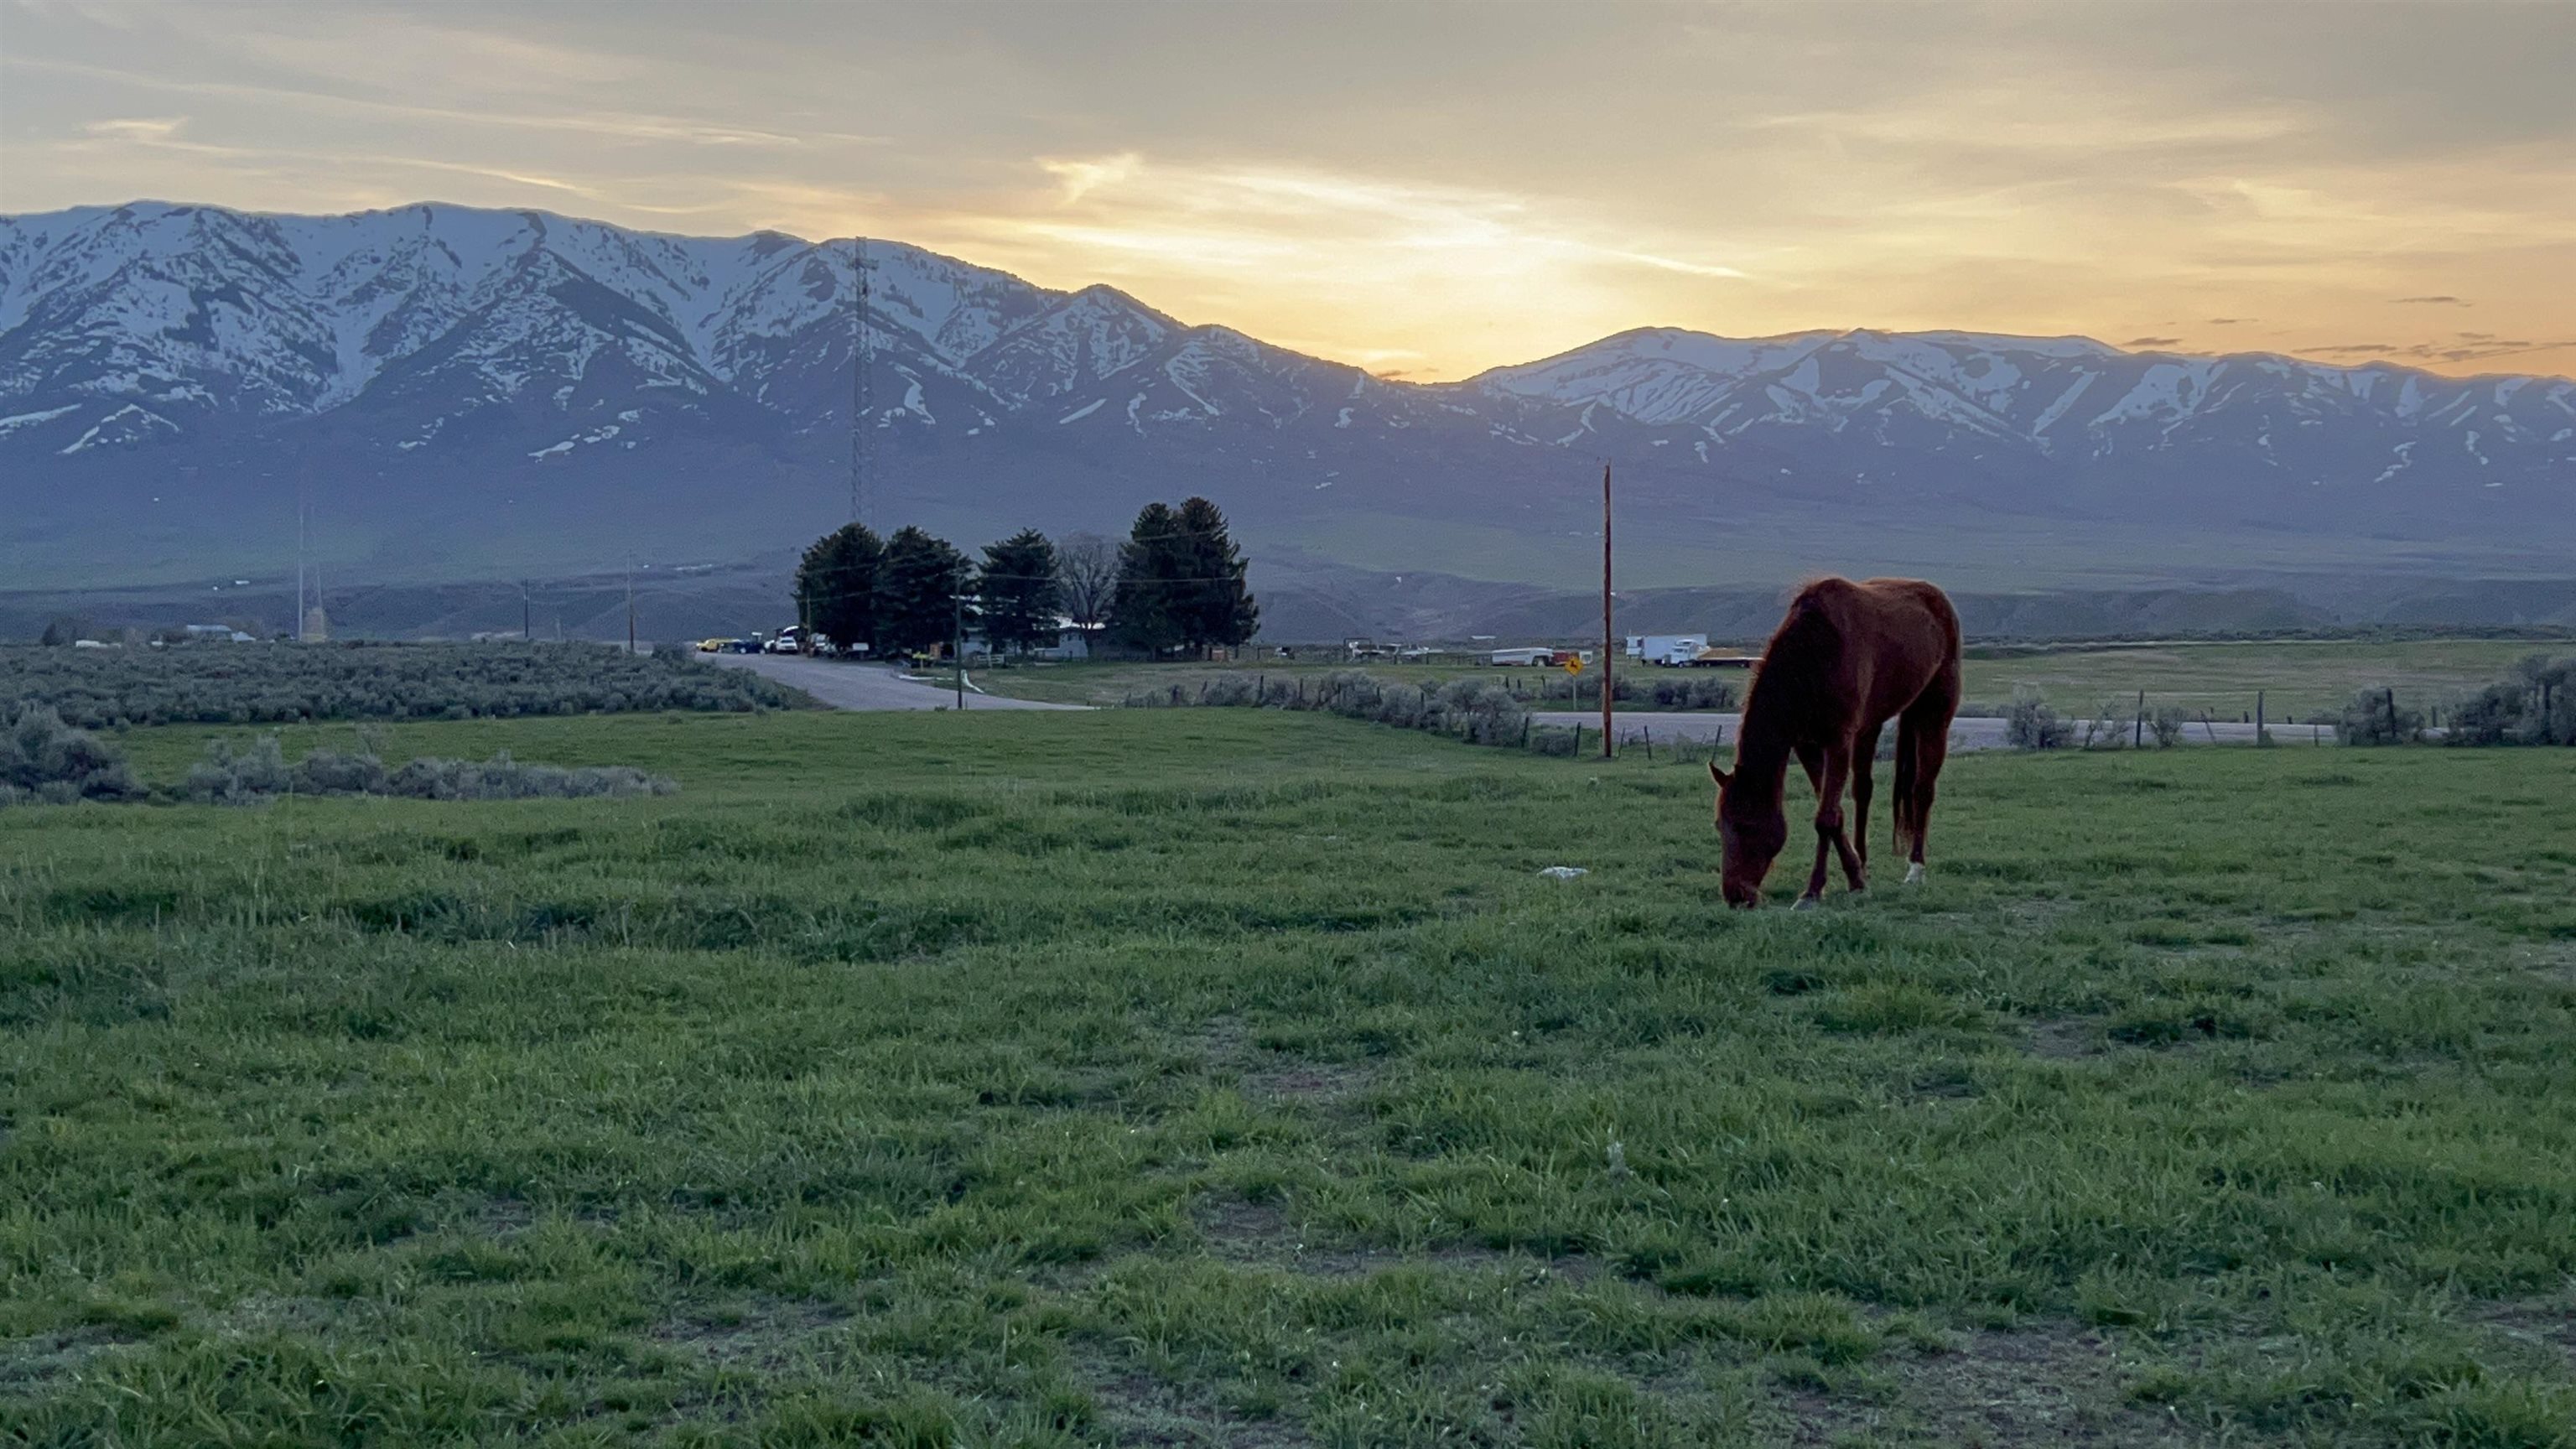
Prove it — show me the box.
[1708,760,1788,907]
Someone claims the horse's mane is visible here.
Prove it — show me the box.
[1735,584,1844,782]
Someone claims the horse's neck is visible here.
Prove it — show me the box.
[1732,699,1797,801]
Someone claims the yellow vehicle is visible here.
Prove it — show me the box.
[696,638,730,652]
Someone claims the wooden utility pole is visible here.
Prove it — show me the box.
[1600,463,1614,759]
[953,594,966,709]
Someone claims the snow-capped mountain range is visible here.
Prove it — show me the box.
[3,200,2569,591]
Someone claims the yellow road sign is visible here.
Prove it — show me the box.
[1561,656,1582,676]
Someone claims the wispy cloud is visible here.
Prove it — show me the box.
[2126,336,2184,347]
[2393,294,2470,305]
[82,115,186,141]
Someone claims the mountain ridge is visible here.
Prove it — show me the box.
[3,200,2570,596]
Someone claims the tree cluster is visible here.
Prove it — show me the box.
[793,504,1259,660]
[797,524,1046,657]
[1107,497,1259,656]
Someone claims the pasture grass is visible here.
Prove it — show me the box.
[3,710,2573,1446]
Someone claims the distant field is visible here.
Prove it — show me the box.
[1957,637,2563,723]
[6,709,2571,1446]
[978,637,2564,720]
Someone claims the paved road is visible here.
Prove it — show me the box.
[711,652,1085,710]
[1530,711,2337,750]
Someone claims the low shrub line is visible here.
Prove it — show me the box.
[2342,653,2574,746]
[1124,671,1602,755]
[0,708,673,807]
[3,641,804,729]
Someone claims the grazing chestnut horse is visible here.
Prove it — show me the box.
[1708,578,1961,908]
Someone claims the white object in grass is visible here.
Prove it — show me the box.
[1537,865,1589,880]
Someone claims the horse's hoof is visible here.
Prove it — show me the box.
[1903,863,1925,885]
[1792,896,1821,911]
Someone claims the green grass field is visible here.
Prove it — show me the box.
[5,711,2573,1446]
[977,638,2566,722]
[1957,640,2564,724]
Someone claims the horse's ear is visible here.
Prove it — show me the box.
[1707,761,1731,788]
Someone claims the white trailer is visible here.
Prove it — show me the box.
[1626,634,1710,666]
[1489,647,1557,667]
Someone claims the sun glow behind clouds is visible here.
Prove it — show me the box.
[904,154,1750,376]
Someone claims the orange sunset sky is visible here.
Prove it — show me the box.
[4,0,2570,382]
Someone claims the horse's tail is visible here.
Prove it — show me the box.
[1891,717,1919,858]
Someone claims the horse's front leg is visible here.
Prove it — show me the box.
[1797,745,1852,908]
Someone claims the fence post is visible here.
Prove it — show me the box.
[1641,725,1651,761]
[2386,687,2398,743]
[2133,689,2145,748]
[2256,689,2266,745]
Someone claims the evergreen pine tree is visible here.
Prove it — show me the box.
[873,526,976,657]
[977,529,1062,655]
[793,523,884,652]
[1108,502,1184,654]
[1171,496,1259,650]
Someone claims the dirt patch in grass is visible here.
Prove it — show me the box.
[2479,1298,2576,1374]
[1087,1363,1315,1448]
[1192,1195,1598,1286]
[650,1297,851,1372]
[2025,1018,2099,1060]
[1190,1012,1375,1111]
[1780,1322,2211,1446]
[2513,942,2576,986]
[0,1326,137,1390]
[1243,1062,1369,1104]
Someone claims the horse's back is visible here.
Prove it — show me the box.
[1778,578,1959,721]
[1789,577,1959,660]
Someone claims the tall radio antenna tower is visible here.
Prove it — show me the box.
[851,236,874,528]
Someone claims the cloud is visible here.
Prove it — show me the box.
[82,116,185,141]
[9,57,845,148]
[2206,317,2253,325]
[2125,336,2183,347]
[2298,336,2573,366]
[2392,294,2469,305]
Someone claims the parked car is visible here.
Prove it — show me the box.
[696,638,730,652]
[719,639,760,654]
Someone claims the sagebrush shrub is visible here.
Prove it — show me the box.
[0,641,802,729]
[0,705,141,804]
[183,735,675,803]
[2005,693,2067,750]
[2339,687,2424,746]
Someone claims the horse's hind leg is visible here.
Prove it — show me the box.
[1902,673,1959,884]
[1891,715,1919,865]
